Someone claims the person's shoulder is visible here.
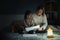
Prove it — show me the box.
[42,14,47,18]
[32,13,35,15]
[43,14,46,17]
[32,13,36,16]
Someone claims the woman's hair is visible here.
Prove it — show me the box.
[35,6,45,16]
[24,10,32,19]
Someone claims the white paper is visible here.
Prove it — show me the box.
[25,25,40,31]
[23,34,38,37]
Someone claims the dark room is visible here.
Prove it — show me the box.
[0,0,60,40]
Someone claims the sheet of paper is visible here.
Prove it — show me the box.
[25,25,40,31]
[23,34,38,37]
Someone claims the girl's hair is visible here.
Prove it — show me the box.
[24,10,32,19]
[35,6,45,16]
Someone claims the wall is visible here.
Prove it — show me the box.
[0,15,24,31]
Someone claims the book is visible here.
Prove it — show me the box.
[25,25,40,31]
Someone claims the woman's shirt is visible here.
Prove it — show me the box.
[32,14,48,30]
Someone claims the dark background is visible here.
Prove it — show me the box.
[0,0,60,31]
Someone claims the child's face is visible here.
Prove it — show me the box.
[27,13,32,19]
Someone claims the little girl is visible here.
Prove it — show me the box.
[24,10,35,27]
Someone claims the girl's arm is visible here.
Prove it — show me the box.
[24,21,28,27]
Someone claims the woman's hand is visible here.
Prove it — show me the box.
[38,27,43,31]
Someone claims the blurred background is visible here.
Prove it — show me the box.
[0,0,60,31]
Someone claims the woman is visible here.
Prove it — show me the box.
[32,6,48,31]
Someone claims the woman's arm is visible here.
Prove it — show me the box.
[41,14,48,30]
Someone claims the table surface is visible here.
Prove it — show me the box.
[5,32,60,40]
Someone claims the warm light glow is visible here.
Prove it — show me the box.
[47,27,54,38]
[47,27,53,36]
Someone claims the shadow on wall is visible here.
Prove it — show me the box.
[0,14,24,31]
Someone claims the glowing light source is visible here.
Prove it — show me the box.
[47,27,54,38]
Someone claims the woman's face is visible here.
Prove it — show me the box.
[37,9,43,16]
